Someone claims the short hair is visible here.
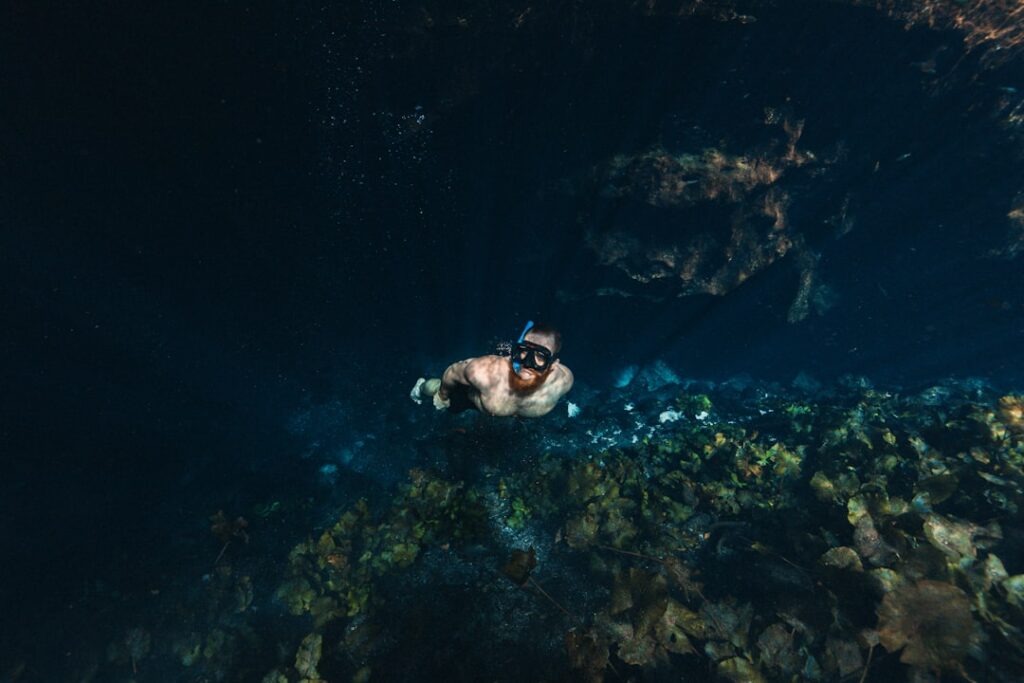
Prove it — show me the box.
[525,323,562,356]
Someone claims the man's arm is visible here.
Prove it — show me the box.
[433,359,474,409]
[439,360,473,398]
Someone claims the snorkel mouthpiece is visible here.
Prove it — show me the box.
[512,320,534,373]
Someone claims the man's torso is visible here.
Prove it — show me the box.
[462,355,571,417]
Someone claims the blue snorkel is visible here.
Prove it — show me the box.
[512,320,534,373]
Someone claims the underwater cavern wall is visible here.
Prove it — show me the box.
[310,0,1024,386]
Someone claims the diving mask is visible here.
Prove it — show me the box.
[511,340,555,372]
[496,320,557,373]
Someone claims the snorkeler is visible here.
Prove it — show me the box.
[410,321,573,418]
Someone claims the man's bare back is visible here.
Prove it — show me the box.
[411,323,573,418]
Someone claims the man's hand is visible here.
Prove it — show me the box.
[433,390,451,411]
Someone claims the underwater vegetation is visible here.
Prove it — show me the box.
[353,0,1024,332]
[581,124,832,323]
[612,1,1024,68]
[65,372,1024,682]
[850,0,1024,68]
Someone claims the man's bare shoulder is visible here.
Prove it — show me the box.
[464,355,506,387]
[552,363,574,395]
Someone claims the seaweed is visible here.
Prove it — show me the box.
[94,374,1024,682]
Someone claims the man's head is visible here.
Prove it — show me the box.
[508,323,562,393]
[522,323,562,358]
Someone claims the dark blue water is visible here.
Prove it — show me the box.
[3,2,1023,681]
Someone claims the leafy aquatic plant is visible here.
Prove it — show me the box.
[595,569,701,667]
[877,579,981,671]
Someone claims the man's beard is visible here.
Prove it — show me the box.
[508,364,550,395]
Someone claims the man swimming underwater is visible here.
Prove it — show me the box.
[411,321,573,418]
